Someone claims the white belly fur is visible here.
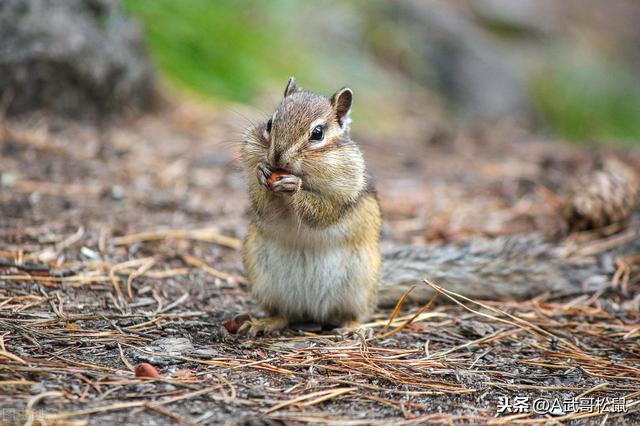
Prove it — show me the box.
[248,237,371,324]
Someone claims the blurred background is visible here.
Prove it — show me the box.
[120,0,640,144]
[2,0,640,144]
[2,3,640,423]
[1,0,639,241]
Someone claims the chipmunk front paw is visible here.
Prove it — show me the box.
[256,162,273,188]
[270,174,301,195]
[256,162,301,195]
[239,316,288,337]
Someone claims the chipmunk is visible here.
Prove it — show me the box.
[240,77,381,335]
[240,77,640,336]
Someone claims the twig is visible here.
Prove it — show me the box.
[265,387,355,414]
[112,228,241,250]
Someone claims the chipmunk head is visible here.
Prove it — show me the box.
[244,77,366,197]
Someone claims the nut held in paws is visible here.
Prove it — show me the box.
[267,170,288,188]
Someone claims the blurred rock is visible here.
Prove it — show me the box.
[0,0,155,117]
[470,0,557,35]
[396,0,529,119]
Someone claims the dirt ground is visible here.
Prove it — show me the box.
[1,98,639,425]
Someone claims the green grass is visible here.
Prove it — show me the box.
[530,59,640,144]
[122,0,319,102]
[120,0,401,130]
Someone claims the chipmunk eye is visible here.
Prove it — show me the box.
[310,125,324,141]
[266,119,272,133]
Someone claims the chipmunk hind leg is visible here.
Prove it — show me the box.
[333,319,374,339]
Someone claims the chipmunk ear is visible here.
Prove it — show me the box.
[283,76,298,98]
[330,87,352,128]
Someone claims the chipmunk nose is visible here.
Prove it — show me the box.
[273,150,283,166]
[270,150,293,171]
[269,146,297,171]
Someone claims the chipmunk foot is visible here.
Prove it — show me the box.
[334,320,373,340]
[239,316,288,337]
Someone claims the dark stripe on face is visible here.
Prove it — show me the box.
[306,135,352,154]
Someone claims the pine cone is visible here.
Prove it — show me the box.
[565,157,639,231]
